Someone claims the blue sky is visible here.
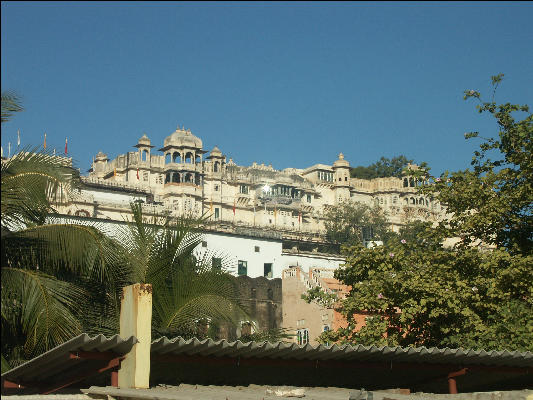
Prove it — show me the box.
[2,2,532,176]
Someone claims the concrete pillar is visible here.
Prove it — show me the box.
[118,283,152,389]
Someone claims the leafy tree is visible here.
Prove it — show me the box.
[320,238,532,351]
[322,200,389,246]
[350,156,415,179]
[421,74,532,255]
[308,75,533,351]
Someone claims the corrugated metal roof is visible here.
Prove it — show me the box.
[150,337,533,368]
[2,334,137,385]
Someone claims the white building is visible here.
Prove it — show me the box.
[64,126,444,236]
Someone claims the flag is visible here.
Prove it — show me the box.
[233,198,236,215]
[137,168,139,180]
[44,132,47,149]
[17,130,20,147]
[65,137,68,155]
[114,167,117,177]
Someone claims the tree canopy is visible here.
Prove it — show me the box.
[322,201,389,247]
[307,75,533,351]
[350,155,415,179]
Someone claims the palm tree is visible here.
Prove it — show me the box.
[95,203,250,340]
[1,93,115,371]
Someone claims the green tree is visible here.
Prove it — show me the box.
[421,74,532,255]
[350,156,415,179]
[309,75,533,351]
[322,200,389,246]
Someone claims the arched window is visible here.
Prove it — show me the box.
[172,172,180,183]
[409,178,415,187]
[165,153,171,164]
[142,150,148,162]
[75,210,90,217]
[410,197,415,205]
[185,152,193,163]
[214,161,220,172]
[165,173,170,184]
[195,154,201,164]
[172,152,181,163]
[420,197,425,206]
[403,178,408,187]
[404,198,408,205]
[185,173,192,183]
[195,173,201,185]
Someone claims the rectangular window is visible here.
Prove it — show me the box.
[238,260,247,276]
[212,257,222,270]
[214,208,220,219]
[202,241,207,248]
[306,194,312,203]
[264,263,273,278]
[297,328,309,345]
[239,184,249,194]
[214,184,219,191]
[143,172,149,181]
[255,246,260,253]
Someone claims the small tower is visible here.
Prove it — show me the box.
[332,153,351,202]
[133,133,154,164]
[92,151,109,179]
[206,145,225,173]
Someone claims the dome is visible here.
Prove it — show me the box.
[95,151,108,161]
[134,133,154,148]
[210,145,222,157]
[333,153,350,168]
[163,126,203,149]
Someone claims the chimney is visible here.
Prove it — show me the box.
[118,283,152,389]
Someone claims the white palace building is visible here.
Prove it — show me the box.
[53,126,445,278]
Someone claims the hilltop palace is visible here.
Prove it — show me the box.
[61,126,444,237]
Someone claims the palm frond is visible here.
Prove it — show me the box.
[2,222,118,284]
[1,268,86,357]
[1,149,79,229]
[1,91,23,123]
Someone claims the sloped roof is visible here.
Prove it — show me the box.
[2,334,137,392]
[151,336,532,368]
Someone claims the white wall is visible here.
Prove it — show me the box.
[280,252,345,271]
[81,188,146,205]
[195,232,283,278]
[47,215,345,279]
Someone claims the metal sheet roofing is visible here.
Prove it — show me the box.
[150,336,533,368]
[2,334,137,389]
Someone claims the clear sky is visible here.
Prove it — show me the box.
[2,2,532,176]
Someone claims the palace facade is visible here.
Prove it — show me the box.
[66,125,444,239]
